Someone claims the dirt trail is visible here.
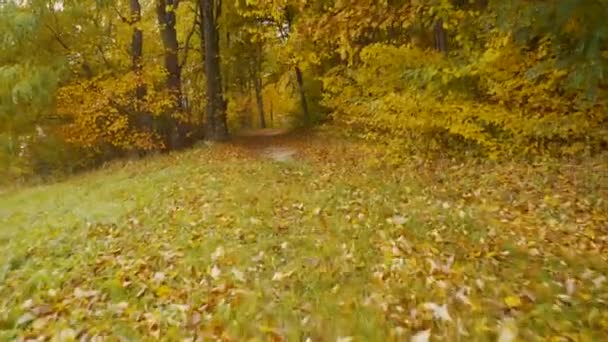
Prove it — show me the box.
[232,128,300,161]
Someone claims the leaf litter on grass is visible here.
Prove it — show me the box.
[0,131,607,340]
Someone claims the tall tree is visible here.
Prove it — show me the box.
[200,0,228,141]
[129,0,152,133]
[293,66,310,122]
[156,0,187,148]
[252,43,266,128]
[433,19,448,53]
[284,8,310,123]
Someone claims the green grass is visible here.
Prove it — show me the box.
[1,133,607,341]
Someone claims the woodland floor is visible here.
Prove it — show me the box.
[1,128,608,341]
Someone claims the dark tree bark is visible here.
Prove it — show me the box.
[254,72,266,128]
[156,0,181,100]
[269,101,274,127]
[284,9,311,123]
[130,0,152,131]
[156,0,189,149]
[294,66,310,122]
[253,44,266,128]
[199,0,228,141]
[130,0,144,101]
[434,19,448,53]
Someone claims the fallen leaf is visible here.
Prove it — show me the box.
[556,294,572,303]
[565,278,576,295]
[109,301,129,313]
[410,329,431,342]
[336,337,353,342]
[210,265,221,280]
[170,304,189,312]
[504,296,522,309]
[593,275,606,288]
[272,270,294,281]
[422,302,452,322]
[390,215,408,225]
[155,285,171,298]
[74,287,99,299]
[497,318,518,342]
[211,246,225,261]
[21,299,34,310]
[232,268,245,282]
[455,287,472,306]
[252,251,265,263]
[31,304,52,316]
[153,272,166,283]
[58,328,77,340]
[16,312,35,327]
[250,217,262,225]
[32,317,49,330]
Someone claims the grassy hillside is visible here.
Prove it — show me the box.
[1,131,607,340]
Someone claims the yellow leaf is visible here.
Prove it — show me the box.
[504,295,522,308]
[155,285,171,298]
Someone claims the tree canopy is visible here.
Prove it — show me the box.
[1,0,607,178]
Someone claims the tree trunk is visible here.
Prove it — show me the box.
[130,0,151,129]
[434,19,448,53]
[284,8,311,124]
[254,73,266,128]
[269,101,274,127]
[156,0,188,149]
[253,45,265,128]
[200,0,228,141]
[294,66,310,123]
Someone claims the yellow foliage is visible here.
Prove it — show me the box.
[324,41,608,157]
[56,69,176,151]
[226,91,255,129]
[226,78,297,129]
[263,82,297,125]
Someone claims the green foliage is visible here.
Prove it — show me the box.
[0,4,64,130]
[497,0,608,92]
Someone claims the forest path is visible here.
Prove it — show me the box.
[232,128,301,161]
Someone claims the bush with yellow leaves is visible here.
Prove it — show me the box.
[323,37,607,158]
[56,69,178,152]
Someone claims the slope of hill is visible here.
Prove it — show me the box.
[1,131,607,340]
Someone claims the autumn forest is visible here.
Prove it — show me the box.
[1,0,608,340]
